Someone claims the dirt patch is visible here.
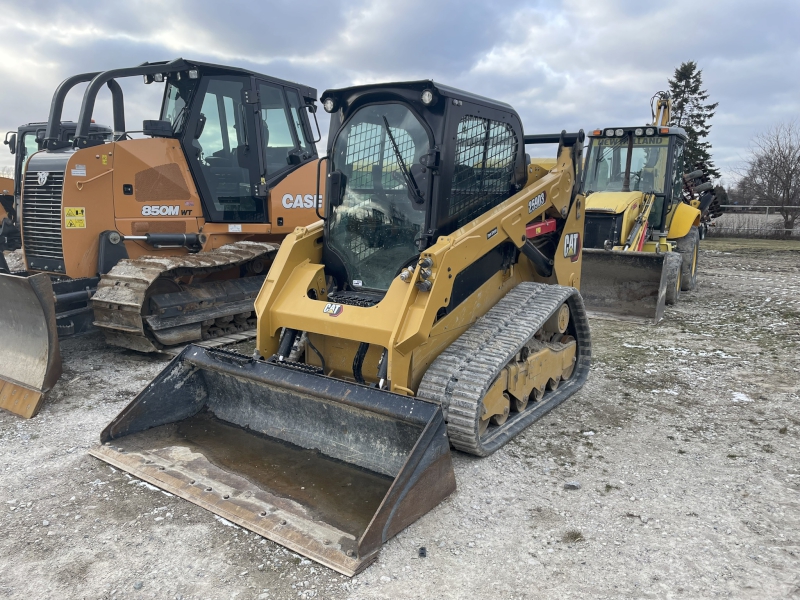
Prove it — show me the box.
[0,241,799,598]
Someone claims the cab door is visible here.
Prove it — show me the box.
[183,75,265,223]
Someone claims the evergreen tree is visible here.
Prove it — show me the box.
[668,61,719,178]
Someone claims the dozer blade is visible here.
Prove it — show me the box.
[90,345,456,577]
[0,272,62,418]
[580,248,668,324]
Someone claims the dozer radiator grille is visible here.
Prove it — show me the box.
[22,170,65,273]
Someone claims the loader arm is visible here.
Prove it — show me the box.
[255,139,584,393]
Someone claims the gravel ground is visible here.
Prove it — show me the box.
[1,239,799,599]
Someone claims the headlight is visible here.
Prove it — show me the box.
[323,98,336,113]
[634,128,643,136]
[605,129,614,137]
[645,127,655,135]
[614,129,624,137]
[420,90,435,105]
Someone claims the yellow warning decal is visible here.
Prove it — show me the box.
[65,207,86,229]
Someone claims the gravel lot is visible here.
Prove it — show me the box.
[1,239,799,599]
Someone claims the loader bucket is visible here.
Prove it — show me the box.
[90,345,456,576]
[0,272,62,418]
[580,249,668,324]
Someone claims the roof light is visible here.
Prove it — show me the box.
[153,73,164,83]
[323,97,337,113]
[605,129,614,137]
[645,127,655,135]
[592,129,602,136]
[143,74,153,84]
[188,69,199,79]
[420,89,435,105]
[634,128,643,136]
[614,129,624,136]
[659,127,669,134]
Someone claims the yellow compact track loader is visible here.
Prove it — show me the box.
[0,59,325,418]
[580,92,715,323]
[91,81,591,575]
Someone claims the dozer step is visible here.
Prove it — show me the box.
[90,346,456,577]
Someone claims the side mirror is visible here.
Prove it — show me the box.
[328,170,345,208]
[5,133,16,154]
[194,113,206,139]
[286,150,302,166]
[143,120,173,138]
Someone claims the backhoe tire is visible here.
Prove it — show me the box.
[675,226,699,291]
[664,252,682,306]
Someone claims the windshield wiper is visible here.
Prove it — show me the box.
[382,116,424,203]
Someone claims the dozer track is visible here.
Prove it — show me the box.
[418,282,591,456]
[92,241,278,353]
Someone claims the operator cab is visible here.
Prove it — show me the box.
[159,63,319,222]
[40,59,320,225]
[582,126,687,249]
[319,81,527,296]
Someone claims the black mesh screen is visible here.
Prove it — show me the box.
[449,116,517,226]
[345,123,415,190]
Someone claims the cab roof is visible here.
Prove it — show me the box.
[321,80,516,114]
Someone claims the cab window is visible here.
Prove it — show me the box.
[258,83,298,178]
[285,89,313,158]
[188,76,264,222]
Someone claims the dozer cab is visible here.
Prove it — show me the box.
[91,81,591,575]
[1,121,113,268]
[0,58,324,418]
[580,91,713,323]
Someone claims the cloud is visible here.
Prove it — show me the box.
[0,0,797,186]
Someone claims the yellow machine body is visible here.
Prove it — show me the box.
[92,82,592,575]
[580,115,703,323]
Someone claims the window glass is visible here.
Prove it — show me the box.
[449,116,517,226]
[328,103,429,291]
[22,133,39,164]
[671,141,685,199]
[161,78,198,133]
[285,89,313,157]
[190,77,263,222]
[258,83,297,177]
[584,136,670,194]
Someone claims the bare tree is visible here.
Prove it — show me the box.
[738,122,800,236]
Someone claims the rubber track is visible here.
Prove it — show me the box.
[417,282,592,456]
[91,241,278,353]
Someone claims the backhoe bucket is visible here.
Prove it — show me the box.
[90,345,456,576]
[0,272,62,418]
[580,249,668,324]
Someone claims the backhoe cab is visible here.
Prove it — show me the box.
[580,92,709,323]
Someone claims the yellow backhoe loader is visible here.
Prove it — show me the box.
[91,81,591,575]
[580,91,716,323]
[0,58,325,418]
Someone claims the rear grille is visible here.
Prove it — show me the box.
[22,170,65,273]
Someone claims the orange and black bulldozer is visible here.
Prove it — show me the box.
[0,58,325,418]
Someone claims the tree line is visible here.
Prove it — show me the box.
[667,61,798,236]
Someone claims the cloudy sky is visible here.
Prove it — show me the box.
[1,0,797,184]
